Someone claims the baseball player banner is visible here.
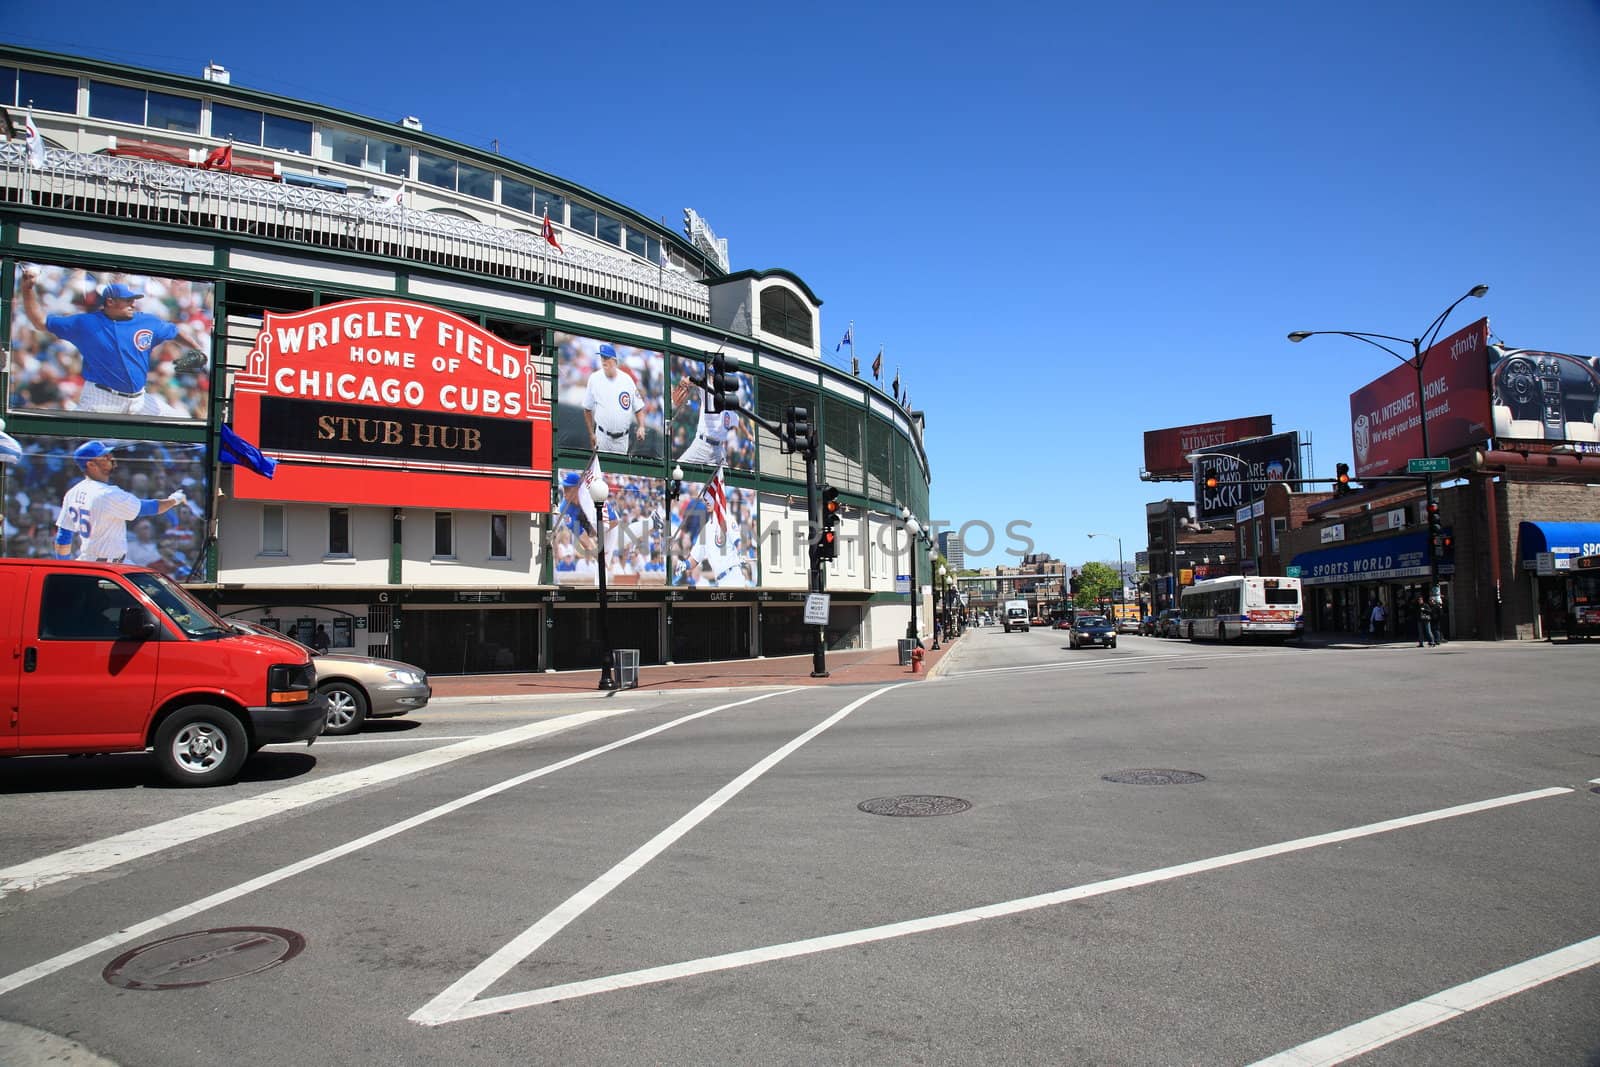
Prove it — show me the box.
[669,354,756,472]
[8,263,215,423]
[231,299,551,511]
[1,432,208,570]
[555,333,665,459]
[669,472,759,589]
[550,466,666,586]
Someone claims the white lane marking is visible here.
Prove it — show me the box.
[411,684,900,1026]
[417,786,1571,1024]
[314,734,479,745]
[0,688,798,1001]
[0,710,631,899]
[1250,933,1600,1066]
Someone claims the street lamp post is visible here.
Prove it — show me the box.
[1087,532,1124,616]
[1289,284,1488,600]
[901,507,922,643]
[931,561,946,649]
[662,465,683,662]
[590,477,615,691]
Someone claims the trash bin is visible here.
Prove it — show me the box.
[897,638,918,666]
[614,648,640,690]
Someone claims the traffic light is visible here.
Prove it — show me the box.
[817,485,841,561]
[709,351,740,413]
[1202,464,1220,491]
[1426,500,1443,550]
[1334,462,1351,496]
[787,405,815,455]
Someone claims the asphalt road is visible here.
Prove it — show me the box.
[1,631,1596,1066]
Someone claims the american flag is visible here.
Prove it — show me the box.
[704,463,729,536]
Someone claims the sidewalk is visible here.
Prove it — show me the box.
[430,636,962,702]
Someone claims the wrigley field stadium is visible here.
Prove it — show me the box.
[0,46,936,675]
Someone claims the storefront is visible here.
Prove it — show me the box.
[1517,522,1600,639]
[1290,531,1456,639]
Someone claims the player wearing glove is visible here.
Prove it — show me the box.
[55,441,188,563]
[19,267,210,416]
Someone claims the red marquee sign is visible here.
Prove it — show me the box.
[1348,318,1491,480]
[231,299,552,511]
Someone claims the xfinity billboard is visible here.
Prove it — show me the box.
[1191,431,1302,524]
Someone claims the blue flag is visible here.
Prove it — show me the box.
[219,423,277,478]
[836,324,852,352]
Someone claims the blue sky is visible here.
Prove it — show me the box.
[11,1,1599,569]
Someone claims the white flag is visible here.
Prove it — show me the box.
[23,109,45,168]
[379,182,405,209]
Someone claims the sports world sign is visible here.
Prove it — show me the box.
[231,299,552,510]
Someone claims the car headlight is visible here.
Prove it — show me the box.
[385,669,425,685]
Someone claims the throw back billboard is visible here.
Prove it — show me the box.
[1144,415,1274,478]
[1348,318,1491,479]
[1191,431,1301,524]
[231,299,551,510]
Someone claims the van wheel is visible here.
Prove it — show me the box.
[320,682,369,735]
[155,705,247,787]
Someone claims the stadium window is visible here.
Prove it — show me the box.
[88,80,145,124]
[534,188,565,223]
[262,113,311,154]
[597,212,622,247]
[417,150,456,191]
[146,90,200,133]
[19,69,76,114]
[569,203,597,237]
[261,505,286,555]
[759,286,812,347]
[457,161,494,201]
[212,102,264,145]
[501,176,534,213]
[321,128,409,176]
[0,67,15,106]
[625,229,647,258]
[372,137,409,176]
[490,514,510,560]
[328,507,350,557]
[648,238,665,267]
[434,512,455,559]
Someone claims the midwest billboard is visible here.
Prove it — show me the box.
[1144,415,1274,479]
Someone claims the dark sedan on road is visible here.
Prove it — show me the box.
[1069,615,1118,650]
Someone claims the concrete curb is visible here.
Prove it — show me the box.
[0,1021,121,1067]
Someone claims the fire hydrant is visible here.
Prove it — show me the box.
[910,646,925,674]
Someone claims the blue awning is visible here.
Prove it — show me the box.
[1518,522,1600,563]
[282,170,348,192]
[1289,531,1454,586]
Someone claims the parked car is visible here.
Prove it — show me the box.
[1155,609,1184,638]
[232,622,431,735]
[1138,615,1157,636]
[0,560,324,786]
[1053,617,1074,630]
[1069,615,1118,650]
[1116,615,1141,634]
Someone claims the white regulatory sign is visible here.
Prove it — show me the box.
[804,593,831,626]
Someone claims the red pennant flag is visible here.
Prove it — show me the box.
[543,211,562,253]
[203,144,233,170]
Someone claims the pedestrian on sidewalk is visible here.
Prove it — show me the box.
[1413,596,1435,647]
[1368,599,1386,641]
[1422,597,1441,646]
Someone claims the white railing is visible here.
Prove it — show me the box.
[0,143,711,323]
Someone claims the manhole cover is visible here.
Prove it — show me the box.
[1101,769,1207,786]
[858,795,972,817]
[103,927,305,990]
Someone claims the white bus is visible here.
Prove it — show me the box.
[1178,575,1303,642]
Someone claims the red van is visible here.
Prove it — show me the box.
[0,559,327,786]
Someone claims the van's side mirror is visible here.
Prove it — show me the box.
[120,606,158,640]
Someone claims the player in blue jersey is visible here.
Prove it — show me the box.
[20,268,208,415]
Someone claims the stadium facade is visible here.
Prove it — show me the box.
[0,46,934,675]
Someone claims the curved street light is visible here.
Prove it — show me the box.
[589,476,615,690]
[1288,284,1488,597]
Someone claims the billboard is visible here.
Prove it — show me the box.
[670,475,758,588]
[551,467,666,586]
[1,433,208,572]
[554,333,665,459]
[1144,415,1273,478]
[231,299,551,511]
[9,262,214,423]
[1192,431,1301,524]
[1488,345,1600,447]
[669,354,756,471]
[1349,318,1491,479]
